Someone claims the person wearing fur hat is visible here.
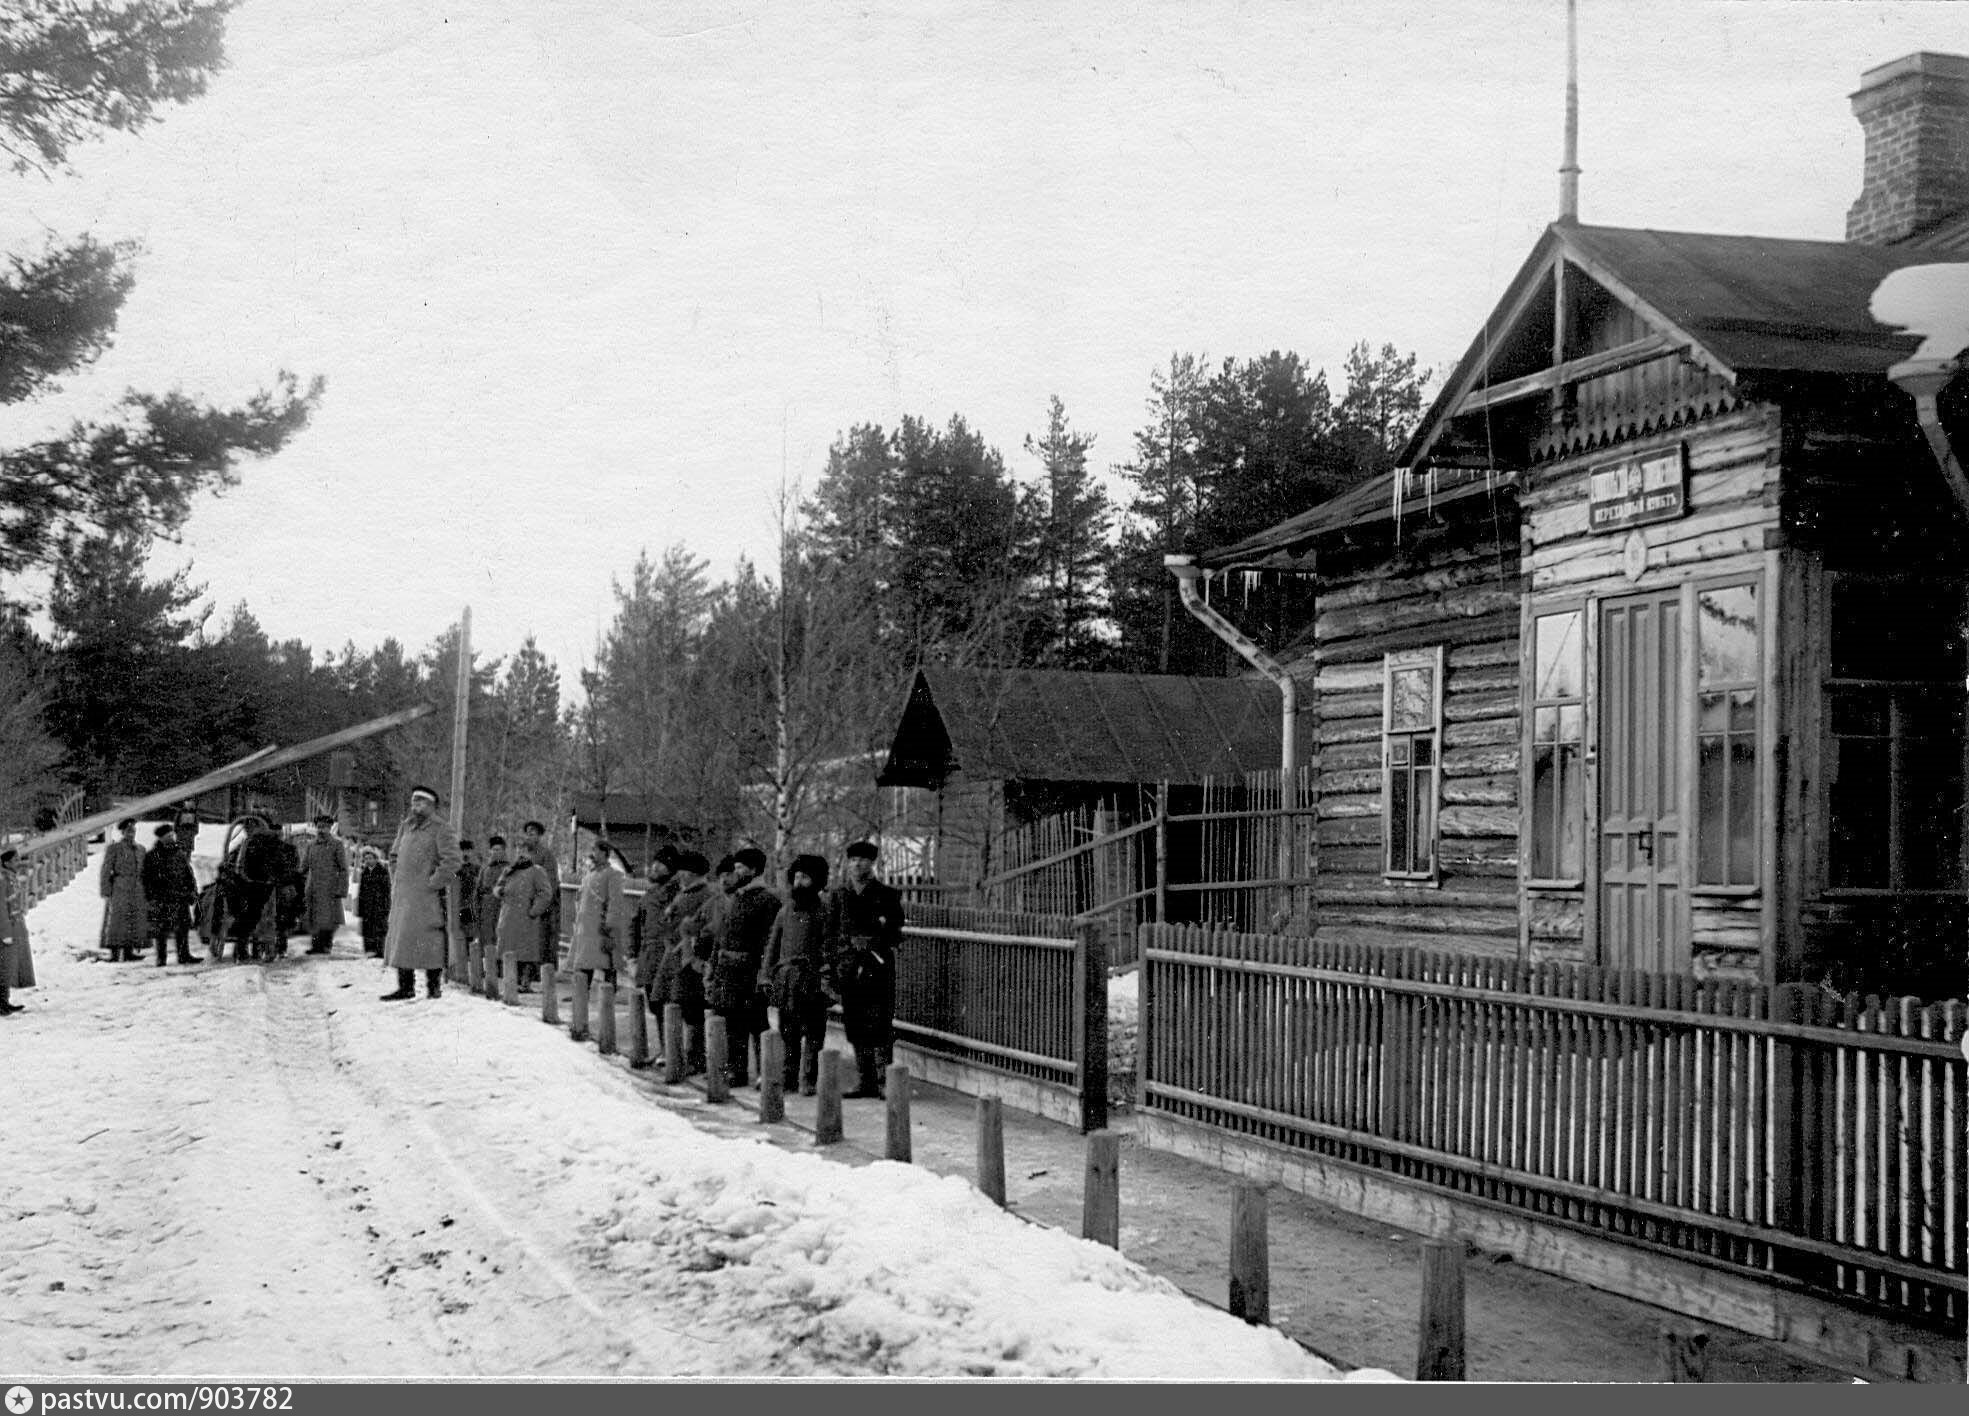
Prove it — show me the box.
[704,846,779,1088]
[827,840,905,1098]
[760,853,833,1095]
[380,785,463,1001]
[628,844,681,1000]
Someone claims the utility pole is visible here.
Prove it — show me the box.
[450,606,470,833]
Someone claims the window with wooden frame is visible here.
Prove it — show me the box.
[1825,576,1966,893]
[1383,646,1444,879]
[1695,581,1759,888]
[1528,608,1585,883]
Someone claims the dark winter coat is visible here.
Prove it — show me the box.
[826,877,904,1042]
[239,829,286,884]
[655,878,715,1008]
[476,852,511,944]
[100,839,148,950]
[529,841,563,961]
[141,841,198,905]
[383,813,464,971]
[300,836,349,934]
[356,861,391,933]
[630,874,678,993]
[454,860,482,939]
[760,894,833,1015]
[705,880,780,1014]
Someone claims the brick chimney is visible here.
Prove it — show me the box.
[1846,52,1969,245]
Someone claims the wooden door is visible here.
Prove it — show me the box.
[1597,589,1688,972]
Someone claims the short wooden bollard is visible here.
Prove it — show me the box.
[626,986,652,1068]
[1228,1183,1269,1324]
[569,968,591,1042]
[596,980,617,1055]
[661,1003,686,1083]
[1415,1239,1467,1381]
[500,953,518,1006]
[482,947,500,1000]
[540,960,560,1025]
[813,1049,844,1144]
[759,1034,786,1122]
[1658,1329,1709,1383]
[704,1016,731,1102]
[976,1097,1006,1206]
[1082,1130,1120,1248]
[800,1036,819,1095]
[883,1063,912,1161]
[465,941,482,993]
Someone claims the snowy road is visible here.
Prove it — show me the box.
[4,849,1388,1380]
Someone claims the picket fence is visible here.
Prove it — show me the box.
[1138,923,1966,1330]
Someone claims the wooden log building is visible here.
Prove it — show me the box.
[1198,52,1969,998]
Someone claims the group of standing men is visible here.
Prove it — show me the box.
[96,812,353,966]
[587,838,904,1099]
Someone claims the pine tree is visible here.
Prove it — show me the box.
[1022,396,1112,669]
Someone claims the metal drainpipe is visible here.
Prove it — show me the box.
[1165,555,1297,777]
[1166,554,1301,924]
[1888,356,1969,522]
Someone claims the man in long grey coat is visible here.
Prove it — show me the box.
[301,814,350,954]
[100,819,148,962]
[381,786,463,1001]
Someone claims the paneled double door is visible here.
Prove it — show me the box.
[1596,589,1688,973]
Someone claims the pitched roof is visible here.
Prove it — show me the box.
[1201,219,1967,564]
[877,667,1281,789]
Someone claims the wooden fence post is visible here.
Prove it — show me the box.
[626,986,652,1068]
[1229,1183,1269,1324]
[801,1036,819,1097]
[759,1033,786,1122]
[483,946,500,1000]
[1658,1329,1709,1382]
[501,952,518,1006]
[569,968,591,1042]
[1769,982,1806,1251]
[976,1096,1006,1205]
[705,1016,731,1102]
[885,1063,912,1161]
[464,939,481,994]
[814,1049,845,1144]
[446,891,465,984]
[662,1003,685,1083]
[540,960,560,1025]
[1074,920,1110,1134]
[1415,1239,1466,1381]
[1082,1130,1119,1248]
[596,978,617,1055]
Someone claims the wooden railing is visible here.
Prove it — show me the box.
[18,789,89,908]
[1138,923,1966,1330]
[897,902,1107,1132]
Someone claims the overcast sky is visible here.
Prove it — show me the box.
[2,0,1964,691]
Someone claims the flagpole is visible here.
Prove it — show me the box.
[450,606,470,834]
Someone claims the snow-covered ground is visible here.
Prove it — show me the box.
[3,847,1394,1380]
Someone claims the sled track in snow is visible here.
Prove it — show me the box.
[254,963,727,1375]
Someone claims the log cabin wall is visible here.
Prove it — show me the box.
[931,778,1003,887]
[1309,507,1524,957]
[1520,404,1784,981]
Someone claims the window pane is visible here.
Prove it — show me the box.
[1831,579,1966,681]
[1698,733,1726,883]
[1534,704,1558,745]
[1698,689,1727,733]
[1535,612,1583,700]
[1557,741,1584,879]
[1531,743,1557,878]
[1900,694,1966,889]
[1389,764,1412,873]
[1412,734,1434,767]
[1698,585,1758,685]
[1729,689,1756,733]
[1391,665,1434,730]
[1559,703,1583,744]
[1728,733,1757,883]
[1412,770,1436,875]
[1828,733,1891,888]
